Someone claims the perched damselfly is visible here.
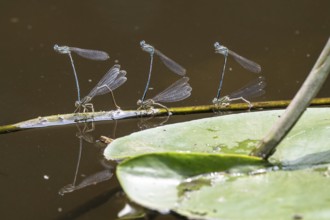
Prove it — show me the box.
[213,76,266,108]
[214,42,261,101]
[140,40,186,103]
[54,44,110,102]
[75,64,127,112]
[137,77,192,114]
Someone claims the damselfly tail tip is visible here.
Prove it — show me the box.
[180,69,187,76]
[255,65,262,73]
[119,70,127,76]
[113,64,121,69]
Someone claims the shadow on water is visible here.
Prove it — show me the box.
[1,0,330,219]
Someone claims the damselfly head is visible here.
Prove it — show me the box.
[214,42,220,48]
[140,40,146,47]
[214,42,228,56]
[140,40,154,54]
[53,44,70,54]
[137,99,143,105]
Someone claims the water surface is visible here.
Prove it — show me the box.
[0,1,329,219]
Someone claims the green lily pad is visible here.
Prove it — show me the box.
[104,108,330,165]
[177,167,330,220]
[116,152,266,212]
[117,152,330,220]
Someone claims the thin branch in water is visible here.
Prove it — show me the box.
[1,98,330,135]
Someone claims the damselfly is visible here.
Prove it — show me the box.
[140,40,186,103]
[54,44,110,102]
[75,64,127,112]
[213,76,266,108]
[137,77,192,114]
[214,42,261,101]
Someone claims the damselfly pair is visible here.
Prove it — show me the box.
[137,40,265,113]
[54,45,127,112]
[54,41,265,115]
[137,40,192,114]
[212,42,265,107]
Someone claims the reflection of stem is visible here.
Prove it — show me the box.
[251,37,330,159]
[73,137,83,186]
[1,97,330,134]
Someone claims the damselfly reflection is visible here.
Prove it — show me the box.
[137,77,192,114]
[75,64,127,112]
[214,42,261,101]
[59,123,114,195]
[75,122,95,143]
[213,76,266,108]
[137,114,170,130]
[59,169,113,195]
[54,44,110,102]
[140,40,186,103]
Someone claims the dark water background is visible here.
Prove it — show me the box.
[0,1,329,219]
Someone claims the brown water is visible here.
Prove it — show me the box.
[1,1,329,219]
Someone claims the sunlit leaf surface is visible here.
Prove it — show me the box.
[104,108,330,165]
[111,108,330,219]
